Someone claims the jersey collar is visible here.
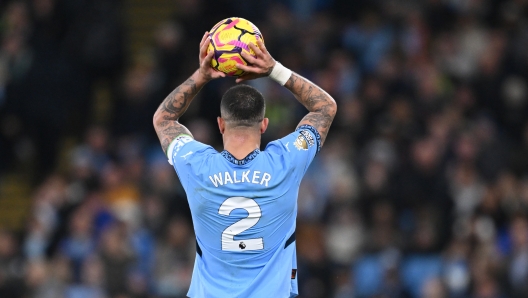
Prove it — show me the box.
[221,149,260,166]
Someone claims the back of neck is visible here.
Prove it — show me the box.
[223,130,261,160]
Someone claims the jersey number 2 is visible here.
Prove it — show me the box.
[218,197,263,251]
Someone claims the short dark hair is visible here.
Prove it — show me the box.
[220,84,265,127]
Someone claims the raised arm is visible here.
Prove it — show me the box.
[282,73,336,145]
[153,32,225,154]
[236,40,337,146]
[153,72,202,154]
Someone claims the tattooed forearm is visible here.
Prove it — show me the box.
[153,71,207,154]
[159,77,199,120]
[284,72,337,146]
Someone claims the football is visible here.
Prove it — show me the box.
[207,17,264,76]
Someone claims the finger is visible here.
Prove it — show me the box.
[202,50,214,66]
[248,42,264,59]
[235,74,251,84]
[212,71,226,79]
[256,39,269,55]
[236,63,262,74]
[236,74,255,83]
[199,38,211,59]
[199,32,210,51]
[240,51,259,65]
[235,73,250,83]
[199,31,208,49]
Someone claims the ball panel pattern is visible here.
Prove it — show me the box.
[207,17,264,76]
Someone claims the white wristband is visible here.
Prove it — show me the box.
[269,62,292,86]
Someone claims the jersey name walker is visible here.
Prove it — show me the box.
[167,125,321,298]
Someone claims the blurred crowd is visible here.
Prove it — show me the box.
[1,0,528,297]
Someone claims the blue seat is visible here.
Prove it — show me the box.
[400,254,443,297]
[353,255,384,297]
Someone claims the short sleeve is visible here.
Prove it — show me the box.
[295,125,322,154]
[166,135,212,187]
[166,134,194,166]
[265,124,321,177]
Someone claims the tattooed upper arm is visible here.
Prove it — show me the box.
[284,72,337,146]
[154,74,203,154]
[154,120,193,155]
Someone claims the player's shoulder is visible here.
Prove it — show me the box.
[294,124,320,153]
[264,124,321,154]
[167,134,218,166]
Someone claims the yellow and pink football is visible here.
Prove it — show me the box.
[208,17,264,77]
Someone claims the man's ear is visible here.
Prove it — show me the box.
[260,118,269,134]
[217,117,225,134]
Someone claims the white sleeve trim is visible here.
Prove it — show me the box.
[167,134,193,165]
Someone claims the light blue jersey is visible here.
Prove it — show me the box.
[167,125,321,298]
